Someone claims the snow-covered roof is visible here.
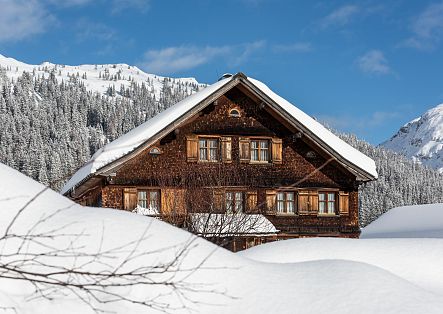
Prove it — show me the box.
[61,77,232,194]
[188,213,278,236]
[62,73,377,194]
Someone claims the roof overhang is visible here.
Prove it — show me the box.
[64,72,377,196]
[236,77,377,182]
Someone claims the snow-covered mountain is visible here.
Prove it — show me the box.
[0,54,205,98]
[381,104,443,173]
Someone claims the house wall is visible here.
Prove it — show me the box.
[94,87,360,237]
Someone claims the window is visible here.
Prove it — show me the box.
[250,139,269,162]
[277,192,295,214]
[137,190,159,211]
[199,138,219,161]
[318,192,336,215]
[226,191,244,213]
[229,108,240,117]
[149,147,161,155]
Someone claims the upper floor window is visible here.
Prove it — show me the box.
[226,191,244,213]
[277,192,295,214]
[250,139,270,162]
[137,190,159,211]
[199,138,219,161]
[318,192,336,215]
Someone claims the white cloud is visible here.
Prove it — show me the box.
[272,42,312,53]
[231,40,266,65]
[320,5,360,28]
[46,0,92,6]
[403,2,443,50]
[111,0,150,14]
[75,19,116,42]
[0,0,53,42]
[139,41,265,74]
[140,46,231,74]
[356,50,391,75]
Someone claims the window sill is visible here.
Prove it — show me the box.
[249,161,271,164]
[317,214,338,217]
[275,213,297,216]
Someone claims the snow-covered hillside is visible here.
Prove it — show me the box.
[2,163,443,313]
[381,104,443,173]
[0,54,205,99]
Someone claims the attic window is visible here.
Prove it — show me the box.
[149,147,162,155]
[229,108,241,118]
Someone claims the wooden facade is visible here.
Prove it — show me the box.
[65,73,376,252]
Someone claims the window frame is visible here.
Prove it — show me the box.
[276,191,296,215]
[137,189,160,211]
[225,191,244,214]
[250,139,270,163]
[198,137,220,162]
[318,191,337,216]
[229,108,241,117]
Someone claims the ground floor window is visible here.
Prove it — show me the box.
[138,190,160,210]
[226,191,244,213]
[318,192,336,214]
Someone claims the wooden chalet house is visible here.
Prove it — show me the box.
[62,73,378,251]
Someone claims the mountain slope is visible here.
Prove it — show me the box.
[0,55,205,191]
[0,54,204,99]
[381,104,443,173]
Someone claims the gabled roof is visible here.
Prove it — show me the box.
[61,73,377,195]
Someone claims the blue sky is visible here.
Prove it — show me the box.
[1,0,443,144]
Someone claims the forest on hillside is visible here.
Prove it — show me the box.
[1,69,442,227]
[0,68,199,190]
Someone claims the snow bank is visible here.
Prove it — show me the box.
[361,203,443,238]
[2,163,442,313]
[240,237,443,295]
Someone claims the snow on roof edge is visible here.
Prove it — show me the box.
[247,78,378,180]
[61,77,234,194]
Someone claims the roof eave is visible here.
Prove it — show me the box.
[81,76,240,182]
[237,77,377,182]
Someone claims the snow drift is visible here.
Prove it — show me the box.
[361,203,443,238]
[1,163,442,313]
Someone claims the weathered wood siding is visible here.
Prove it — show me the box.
[92,86,360,237]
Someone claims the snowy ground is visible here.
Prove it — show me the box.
[361,203,443,238]
[1,163,443,313]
